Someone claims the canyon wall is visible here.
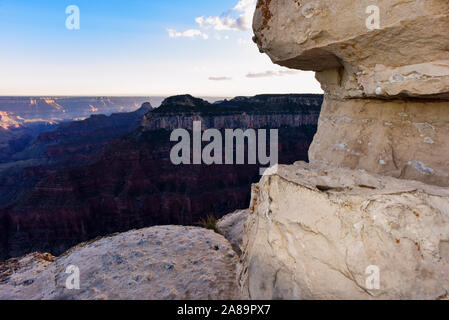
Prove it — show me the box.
[0,103,152,208]
[238,0,449,299]
[143,94,321,130]
[0,94,321,261]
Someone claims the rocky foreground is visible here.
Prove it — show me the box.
[240,163,449,299]
[0,226,240,300]
[236,0,449,299]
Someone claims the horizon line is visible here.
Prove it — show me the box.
[0,93,323,98]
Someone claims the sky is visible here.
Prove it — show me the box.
[0,0,322,97]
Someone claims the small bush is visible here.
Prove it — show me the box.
[198,214,218,233]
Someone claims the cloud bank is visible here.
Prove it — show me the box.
[167,0,256,39]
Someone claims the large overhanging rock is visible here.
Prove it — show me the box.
[253,0,449,186]
[239,163,449,300]
[253,0,449,99]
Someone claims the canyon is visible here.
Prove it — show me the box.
[0,103,152,208]
[0,94,322,261]
[0,96,151,122]
[3,0,448,300]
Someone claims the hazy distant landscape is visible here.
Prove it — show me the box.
[0,97,151,123]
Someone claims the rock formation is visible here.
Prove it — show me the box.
[239,163,449,299]
[253,0,449,186]
[217,210,249,256]
[238,0,449,299]
[143,94,321,131]
[0,226,240,300]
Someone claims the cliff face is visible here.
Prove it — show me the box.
[0,94,322,261]
[0,104,152,208]
[237,0,449,300]
[143,94,321,130]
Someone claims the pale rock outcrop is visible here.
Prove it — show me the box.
[239,163,449,300]
[0,226,240,300]
[253,0,449,99]
[217,210,249,255]
[309,97,449,187]
[247,0,449,299]
[253,0,449,186]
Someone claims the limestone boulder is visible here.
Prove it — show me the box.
[0,226,240,300]
[253,0,449,99]
[239,163,449,300]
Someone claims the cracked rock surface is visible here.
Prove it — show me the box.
[0,226,241,300]
[239,163,449,300]
[253,0,449,99]
[217,209,249,256]
[309,97,449,187]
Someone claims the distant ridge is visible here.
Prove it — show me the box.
[152,93,323,115]
[0,96,151,122]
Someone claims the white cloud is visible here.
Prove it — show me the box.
[246,70,301,78]
[246,71,277,78]
[167,28,209,40]
[195,0,256,31]
[167,0,255,40]
[278,70,301,76]
[209,76,232,81]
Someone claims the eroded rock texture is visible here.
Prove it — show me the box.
[309,98,449,187]
[253,0,449,186]
[254,0,449,99]
[239,163,449,300]
[217,209,249,255]
[244,0,449,299]
[0,226,240,300]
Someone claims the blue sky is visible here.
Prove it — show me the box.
[0,0,322,97]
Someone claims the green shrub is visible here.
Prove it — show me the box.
[198,214,218,233]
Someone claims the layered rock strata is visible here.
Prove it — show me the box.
[309,98,449,187]
[253,0,449,186]
[241,0,449,299]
